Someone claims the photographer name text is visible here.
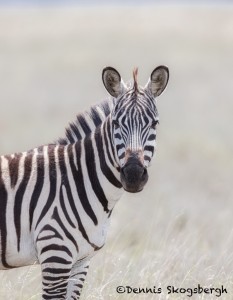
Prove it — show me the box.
[116,284,227,297]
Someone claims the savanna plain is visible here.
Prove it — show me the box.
[0,4,233,300]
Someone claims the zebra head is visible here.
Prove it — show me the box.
[102,66,169,193]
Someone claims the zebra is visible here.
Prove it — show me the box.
[0,65,169,299]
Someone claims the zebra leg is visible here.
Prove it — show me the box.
[40,259,73,300]
[66,259,90,300]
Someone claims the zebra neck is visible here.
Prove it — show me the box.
[73,120,123,211]
[97,115,120,170]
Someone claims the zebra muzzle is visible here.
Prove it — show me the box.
[120,162,148,193]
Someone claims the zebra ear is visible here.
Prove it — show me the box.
[102,67,126,98]
[145,66,169,97]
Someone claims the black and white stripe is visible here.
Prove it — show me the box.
[0,66,169,299]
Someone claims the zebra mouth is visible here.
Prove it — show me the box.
[122,186,143,193]
[120,164,148,193]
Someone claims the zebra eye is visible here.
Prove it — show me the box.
[151,120,159,129]
[113,120,120,129]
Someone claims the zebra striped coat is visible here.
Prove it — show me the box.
[0,66,169,299]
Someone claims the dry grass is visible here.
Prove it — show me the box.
[0,4,233,299]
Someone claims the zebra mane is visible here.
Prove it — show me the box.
[133,67,139,91]
[57,98,115,145]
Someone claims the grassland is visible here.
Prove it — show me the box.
[0,4,233,299]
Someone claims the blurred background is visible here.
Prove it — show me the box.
[0,1,233,299]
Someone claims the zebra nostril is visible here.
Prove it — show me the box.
[141,168,148,182]
[142,168,147,178]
